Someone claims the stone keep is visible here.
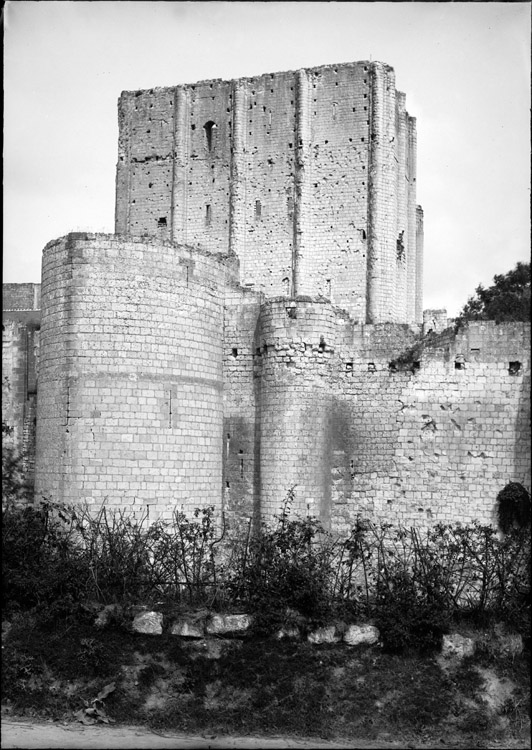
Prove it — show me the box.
[115,61,422,324]
[2,61,530,529]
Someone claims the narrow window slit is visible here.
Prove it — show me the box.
[203,120,216,151]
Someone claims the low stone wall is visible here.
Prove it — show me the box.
[92,604,380,649]
[89,604,524,662]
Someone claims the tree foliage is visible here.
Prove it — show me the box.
[2,421,31,505]
[456,262,530,324]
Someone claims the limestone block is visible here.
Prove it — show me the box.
[343,624,380,647]
[205,613,253,635]
[170,617,205,639]
[441,633,475,660]
[132,611,163,635]
[307,625,340,644]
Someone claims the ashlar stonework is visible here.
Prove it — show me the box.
[2,61,530,531]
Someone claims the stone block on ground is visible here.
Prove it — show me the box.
[205,613,253,636]
[132,611,163,635]
[307,625,340,644]
[343,624,380,646]
[170,617,205,639]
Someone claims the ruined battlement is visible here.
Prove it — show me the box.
[116,61,421,323]
[2,60,530,531]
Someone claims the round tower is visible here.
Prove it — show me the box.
[35,233,228,520]
[257,298,337,524]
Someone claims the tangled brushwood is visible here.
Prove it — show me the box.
[2,479,530,652]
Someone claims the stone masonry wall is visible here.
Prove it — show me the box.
[2,284,41,484]
[338,325,529,530]
[221,299,530,531]
[3,275,530,533]
[34,233,238,520]
[115,61,420,323]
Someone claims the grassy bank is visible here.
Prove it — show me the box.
[2,605,530,748]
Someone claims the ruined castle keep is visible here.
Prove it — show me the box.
[3,62,530,530]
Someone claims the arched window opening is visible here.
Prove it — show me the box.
[203,121,217,152]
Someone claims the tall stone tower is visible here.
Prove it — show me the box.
[115,61,422,323]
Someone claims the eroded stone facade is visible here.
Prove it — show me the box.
[115,62,421,323]
[3,61,530,529]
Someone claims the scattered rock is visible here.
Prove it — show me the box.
[307,625,340,644]
[132,611,163,635]
[343,624,380,647]
[205,613,253,636]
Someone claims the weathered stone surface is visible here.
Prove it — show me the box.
[441,633,476,660]
[4,59,531,541]
[132,611,163,635]
[170,618,205,639]
[343,624,380,647]
[205,614,253,635]
[307,625,340,644]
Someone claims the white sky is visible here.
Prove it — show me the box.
[3,1,531,317]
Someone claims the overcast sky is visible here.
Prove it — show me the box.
[4,1,530,316]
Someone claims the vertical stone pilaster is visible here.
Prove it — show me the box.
[415,205,424,323]
[406,116,418,322]
[367,63,397,323]
[171,86,189,244]
[229,81,247,258]
[395,92,408,321]
[114,94,131,234]
[293,69,311,298]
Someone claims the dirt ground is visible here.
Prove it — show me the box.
[0,718,404,749]
[2,717,530,750]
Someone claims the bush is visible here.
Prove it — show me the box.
[2,499,86,614]
[2,463,530,650]
[374,566,450,653]
[369,525,452,653]
[2,420,31,505]
[2,498,227,615]
[226,490,336,634]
